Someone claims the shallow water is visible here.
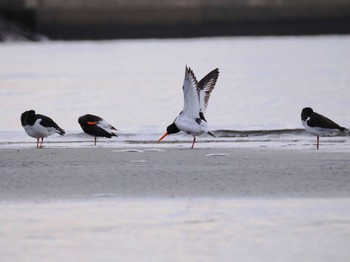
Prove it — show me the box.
[0,36,350,148]
[1,197,350,262]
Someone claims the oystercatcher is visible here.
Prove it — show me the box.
[78,114,118,145]
[21,110,65,148]
[301,107,346,150]
[158,66,219,149]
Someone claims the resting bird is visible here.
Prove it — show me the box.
[301,107,346,150]
[158,66,219,149]
[78,114,118,145]
[21,110,65,148]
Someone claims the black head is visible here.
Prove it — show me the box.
[20,111,28,126]
[158,122,180,142]
[78,114,102,128]
[24,110,36,125]
[78,116,85,127]
[166,122,180,134]
[301,107,313,121]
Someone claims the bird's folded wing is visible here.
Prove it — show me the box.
[308,112,343,130]
[97,119,117,133]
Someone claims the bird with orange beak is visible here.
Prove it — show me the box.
[159,66,219,149]
[78,114,117,145]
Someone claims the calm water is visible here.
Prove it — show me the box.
[1,198,350,262]
[1,36,350,148]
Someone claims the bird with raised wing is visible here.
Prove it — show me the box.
[159,66,219,148]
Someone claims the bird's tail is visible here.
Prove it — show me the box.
[208,131,216,137]
[57,128,65,136]
[341,128,350,136]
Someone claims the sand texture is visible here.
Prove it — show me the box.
[1,147,350,201]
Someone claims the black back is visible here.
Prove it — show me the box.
[21,110,65,135]
[302,107,346,131]
[78,114,116,138]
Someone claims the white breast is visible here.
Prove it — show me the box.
[175,114,209,136]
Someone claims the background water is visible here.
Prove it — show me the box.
[1,36,350,148]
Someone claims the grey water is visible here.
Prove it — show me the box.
[0,36,349,148]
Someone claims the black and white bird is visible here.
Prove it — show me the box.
[78,114,118,145]
[158,66,219,149]
[301,107,346,150]
[21,110,65,148]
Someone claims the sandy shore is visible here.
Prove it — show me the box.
[1,147,350,262]
[1,147,350,201]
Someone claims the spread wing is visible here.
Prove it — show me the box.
[198,68,219,116]
[182,66,200,119]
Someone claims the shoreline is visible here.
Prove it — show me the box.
[1,147,350,201]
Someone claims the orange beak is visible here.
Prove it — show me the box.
[158,132,168,142]
[87,121,97,125]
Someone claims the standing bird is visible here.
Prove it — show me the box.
[158,66,219,149]
[301,107,346,150]
[21,110,65,148]
[78,114,118,145]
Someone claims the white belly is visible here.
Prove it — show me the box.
[175,115,209,136]
[24,120,57,138]
[302,120,334,136]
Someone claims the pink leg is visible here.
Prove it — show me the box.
[36,138,39,149]
[191,136,196,149]
[40,138,44,148]
[316,136,319,150]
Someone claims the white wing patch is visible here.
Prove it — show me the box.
[97,119,117,134]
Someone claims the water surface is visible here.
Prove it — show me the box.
[1,36,349,148]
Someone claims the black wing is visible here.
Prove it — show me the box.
[198,68,219,115]
[81,124,116,138]
[308,112,346,131]
[37,114,65,135]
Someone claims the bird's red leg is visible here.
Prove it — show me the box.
[191,136,196,149]
[40,138,44,148]
[317,136,319,150]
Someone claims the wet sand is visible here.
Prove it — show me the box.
[1,147,350,201]
[1,147,350,262]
